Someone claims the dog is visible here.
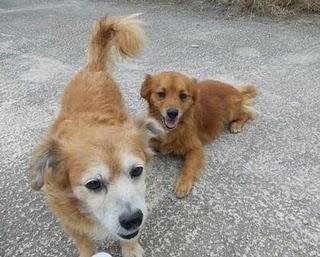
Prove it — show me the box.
[140,71,257,198]
[29,15,164,257]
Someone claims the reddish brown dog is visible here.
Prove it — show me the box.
[141,71,257,198]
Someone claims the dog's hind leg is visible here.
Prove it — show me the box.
[230,104,257,134]
[230,83,258,134]
[230,112,250,133]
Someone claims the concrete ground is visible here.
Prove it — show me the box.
[1,0,320,256]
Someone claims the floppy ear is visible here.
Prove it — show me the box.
[29,138,59,191]
[140,74,152,99]
[191,78,199,104]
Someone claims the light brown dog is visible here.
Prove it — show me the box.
[30,15,164,257]
[141,71,257,198]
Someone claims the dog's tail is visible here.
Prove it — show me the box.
[238,83,258,119]
[238,83,257,102]
[86,14,144,72]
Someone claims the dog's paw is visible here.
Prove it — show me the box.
[121,241,144,257]
[230,122,242,134]
[175,175,194,198]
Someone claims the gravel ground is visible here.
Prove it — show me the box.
[1,1,320,257]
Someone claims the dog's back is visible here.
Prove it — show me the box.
[195,80,257,142]
[59,15,144,127]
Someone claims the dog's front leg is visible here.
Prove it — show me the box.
[63,225,95,257]
[121,240,144,257]
[175,147,204,198]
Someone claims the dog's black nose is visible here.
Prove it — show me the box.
[119,210,143,230]
[167,108,178,119]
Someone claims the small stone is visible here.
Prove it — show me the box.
[191,44,199,48]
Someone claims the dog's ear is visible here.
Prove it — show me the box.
[140,74,152,99]
[30,137,60,191]
[191,78,199,104]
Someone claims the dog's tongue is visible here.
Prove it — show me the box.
[164,117,176,129]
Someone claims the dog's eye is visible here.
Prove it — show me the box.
[179,93,188,101]
[85,180,102,191]
[130,166,143,178]
[157,92,166,99]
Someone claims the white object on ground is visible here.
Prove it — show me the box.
[92,253,112,257]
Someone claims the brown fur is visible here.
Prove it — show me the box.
[29,15,161,257]
[141,71,257,198]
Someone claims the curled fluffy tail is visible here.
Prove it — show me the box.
[238,83,258,119]
[238,83,257,102]
[86,14,145,71]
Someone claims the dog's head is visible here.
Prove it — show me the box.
[140,71,198,130]
[30,118,163,241]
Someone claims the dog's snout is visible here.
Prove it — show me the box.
[119,210,143,230]
[167,108,178,119]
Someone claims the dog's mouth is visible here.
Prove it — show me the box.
[118,230,139,240]
[163,116,178,130]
